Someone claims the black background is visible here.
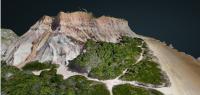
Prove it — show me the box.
[2,0,200,57]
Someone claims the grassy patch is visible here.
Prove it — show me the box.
[69,36,143,80]
[112,84,164,95]
[120,59,165,85]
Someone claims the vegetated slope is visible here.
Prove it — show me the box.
[68,36,168,86]
[68,37,143,79]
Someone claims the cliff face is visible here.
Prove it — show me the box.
[1,29,18,59]
[4,11,136,67]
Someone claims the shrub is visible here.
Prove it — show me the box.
[120,59,166,85]
[22,61,58,71]
[112,84,163,95]
[63,75,110,95]
[2,65,109,95]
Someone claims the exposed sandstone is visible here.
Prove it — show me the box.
[4,11,136,67]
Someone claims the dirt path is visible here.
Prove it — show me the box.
[144,38,200,95]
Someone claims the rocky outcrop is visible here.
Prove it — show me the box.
[1,28,18,59]
[4,11,136,67]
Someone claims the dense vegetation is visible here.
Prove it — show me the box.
[112,84,163,95]
[120,59,166,85]
[69,36,144,80]
[22,61,58,71]
[1,63,164,95]
[1,63,109,95]
[1,36,167,95]
[69,36,166,84]
[63,75,109,95]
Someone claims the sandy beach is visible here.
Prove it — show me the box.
[144,37,200,95]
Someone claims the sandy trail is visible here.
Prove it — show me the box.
[144,38,200,95]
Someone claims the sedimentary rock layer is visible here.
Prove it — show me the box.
[4,11,136,67]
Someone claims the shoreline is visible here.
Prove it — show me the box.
[144,37,200,95]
